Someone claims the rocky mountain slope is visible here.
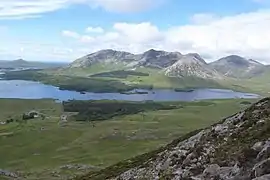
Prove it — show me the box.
[69,49,182,69]
[68,49,222,79]
[68,49,268,80]
[76,97,270,180]
[69,49,136,68]
[133,49,182,69]
[209,55,265,78]
[165,53,223,79]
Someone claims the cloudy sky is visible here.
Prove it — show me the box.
[0,0,270,63]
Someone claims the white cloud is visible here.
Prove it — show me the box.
[62,30,80,38]
[0,0,160,19]
[190,13,219,24]
[80,35,95,43]
[113,22,164,44]
[3,8,270,63]
[85,26,104,33]
[59,10,270,63]
[89,0,163,13]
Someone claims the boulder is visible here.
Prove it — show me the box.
[253,158,270,177]
[252,174,270,180]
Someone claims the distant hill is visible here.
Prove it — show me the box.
[0,59,66,69]
[209,55,265,78]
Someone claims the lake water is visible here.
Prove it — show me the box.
[0,80,260,101]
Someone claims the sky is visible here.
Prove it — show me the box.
[0,0,270,63]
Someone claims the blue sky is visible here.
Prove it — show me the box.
[0,0,270,63]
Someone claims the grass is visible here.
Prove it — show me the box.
[89,70,149,79]
[0,98,258,179]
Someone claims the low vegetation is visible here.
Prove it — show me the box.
[0,98,257,179]
[1,70,153,93]
[63,100,180,121]
[90,70,149,79]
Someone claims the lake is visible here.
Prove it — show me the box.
[0,80,260,101]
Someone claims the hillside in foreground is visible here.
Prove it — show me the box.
[76,97,270,180]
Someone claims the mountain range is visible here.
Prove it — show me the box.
[68,49,267,79]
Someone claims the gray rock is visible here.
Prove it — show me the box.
[253,158,270,177]
[0,169,18,178]
[252,174,270,180]
[183,153,196,166]
[203,164,220,177]
[253,142,265,152]
[202,164,240,180]
[257,145,270,161]
[213,124,229,134]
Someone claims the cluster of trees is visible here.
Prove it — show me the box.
[5,111,45,124]
[62,100,178,122]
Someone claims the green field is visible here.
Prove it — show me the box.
[0,98,258,179]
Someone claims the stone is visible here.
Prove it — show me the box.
[253,158,270,177]
[203,164,220,177]
[253,142,265,152]
[202,164,240,180]
[183,153,196,166]
[213,124,229,134]
[257,145,270,161]
[252,174,270,180]
[0,169,18,178]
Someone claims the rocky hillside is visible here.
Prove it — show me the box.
[68,49,221,79]
[68,49,268,80]
[69,49,182,69]
[69,49,136,68]
[133,49,182,69]
[76,97,270,180]
[165,53,223,79]
[209,55,265,78]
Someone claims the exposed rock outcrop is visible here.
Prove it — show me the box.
[0,169,18,178]
[165,53,222,79]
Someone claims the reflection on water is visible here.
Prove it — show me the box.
[0,80,260,101]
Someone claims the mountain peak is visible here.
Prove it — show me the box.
[165,54,221,79]
[186,53,207,64]
[209,55,265,78]
[142,49,166,57]
[69,49,135,68]
[248,59,263,65]
[13,59,27,63]
[137,49,182,69]
[221,55,249,66]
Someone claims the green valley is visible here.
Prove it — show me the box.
[0,98,256,179]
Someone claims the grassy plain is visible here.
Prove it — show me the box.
[0,98,258,179]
